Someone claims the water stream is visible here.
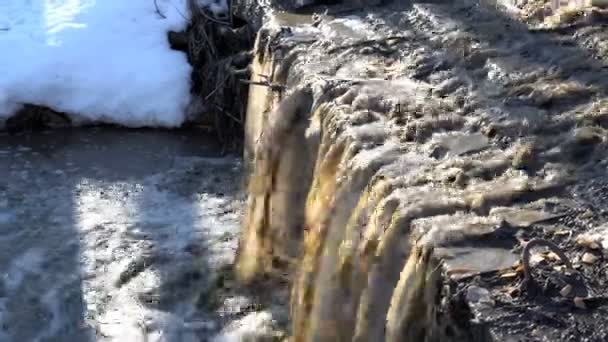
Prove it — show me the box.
[0,128,283,342]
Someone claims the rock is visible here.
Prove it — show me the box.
[574,296,587,309]
[432,132,489,158]
[490,207,561,228]
[581,252,599,264]
[168,31,189,52]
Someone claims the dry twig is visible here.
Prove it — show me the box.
[239,79,286,92]
[199,8,231,26]
[153,0,167,19]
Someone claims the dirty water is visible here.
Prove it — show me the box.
[0,128,284,342]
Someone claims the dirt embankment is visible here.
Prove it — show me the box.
[235,0,608,341]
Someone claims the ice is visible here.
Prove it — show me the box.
[0,0,220,127]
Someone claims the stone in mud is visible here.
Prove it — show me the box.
[236,0,608,341]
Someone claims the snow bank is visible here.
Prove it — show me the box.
[0,0,222,127]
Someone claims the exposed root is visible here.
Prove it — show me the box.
[186,0,254,150]
[153,0,166,19]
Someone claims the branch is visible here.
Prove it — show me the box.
[229,66,251,76]
[239,79,286,92]
[154,0,167,19]
[199,8,231,26]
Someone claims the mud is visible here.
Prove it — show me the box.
[236,0,608,341]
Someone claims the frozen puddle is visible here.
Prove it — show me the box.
[0,129,283,341]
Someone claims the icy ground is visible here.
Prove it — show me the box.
[0,0,225,128]
[0,129,285,342]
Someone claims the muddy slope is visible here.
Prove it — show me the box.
[236,1,608,341]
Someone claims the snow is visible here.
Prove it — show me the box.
[0,0,225,127]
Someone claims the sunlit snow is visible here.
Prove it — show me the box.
[0,0,218,127]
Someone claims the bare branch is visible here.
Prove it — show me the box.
[154,0,167,19]
[199,8,231,26]
[239,79,286,92]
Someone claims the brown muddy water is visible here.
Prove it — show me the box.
[0,128,286,342]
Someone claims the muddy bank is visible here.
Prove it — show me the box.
[236,0,608,341]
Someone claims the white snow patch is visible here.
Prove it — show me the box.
[0,0,193,127]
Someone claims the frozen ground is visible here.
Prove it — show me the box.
[0,128,285,342]
[0,0,226,128]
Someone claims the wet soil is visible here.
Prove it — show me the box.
[238,0,608,340]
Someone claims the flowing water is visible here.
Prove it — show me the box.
[0,128,283,342]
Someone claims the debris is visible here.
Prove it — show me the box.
[239,79,286,92]
[529,253,546,266]
[581,252,599,265]
[574,296,587,309]
[546,251,561,261]
[560,284,573,297]
[553,229,571,237]
[553,265,566,272]
[576,235,603,250]
[500,271,519,279]
[521,238,574,293]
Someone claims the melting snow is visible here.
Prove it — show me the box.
[0,0,225,127]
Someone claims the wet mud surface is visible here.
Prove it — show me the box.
[238,0,608,340]
[0,128,285,341]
